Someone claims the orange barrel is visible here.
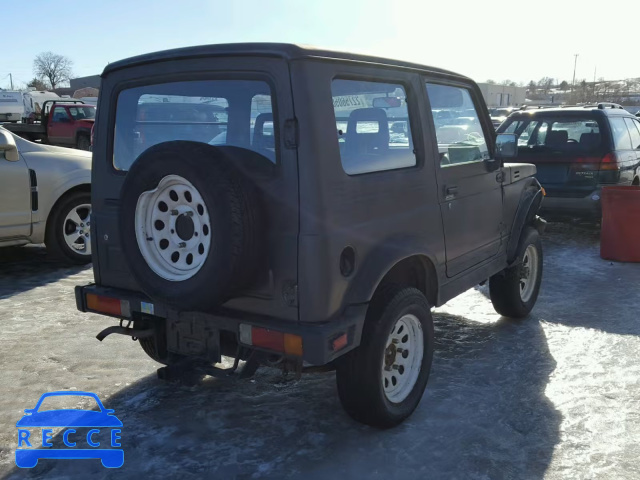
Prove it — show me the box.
[600,185,640,262]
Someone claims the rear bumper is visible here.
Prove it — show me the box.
[75,284,366,366]
[540,189,602,218]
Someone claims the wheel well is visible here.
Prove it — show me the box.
[45,184,91,235]
[375,255,438,306]
[76,131,91,142]
[633,176,639,186]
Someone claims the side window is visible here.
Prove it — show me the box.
[51,107,70,123]
[425,83,489,167]
[624,118,640,150]
[610,117,633,150]
[331,79,415,175]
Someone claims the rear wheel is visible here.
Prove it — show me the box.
[489,227,543,318]
[45,191,92,264]
[336,286,434,428]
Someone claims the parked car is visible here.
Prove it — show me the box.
[75,43,545,428]
[4,100,95,151]
[0,126,92,263]
[497,103,640,217]
[490,107,518,129]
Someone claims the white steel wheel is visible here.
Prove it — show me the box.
[135,174,212,281]
[63,203,92,256]
[382,314,424,404]
[519,244,539,303]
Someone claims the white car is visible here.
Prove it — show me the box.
[0,126,92,263]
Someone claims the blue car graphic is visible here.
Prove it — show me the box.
[16,391,123,468]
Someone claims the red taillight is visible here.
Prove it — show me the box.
[252,328,285,352]
[238,324,303,356]
[600,153,619,171]
[86,294,130,317]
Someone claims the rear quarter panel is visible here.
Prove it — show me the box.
[291,60,446,323]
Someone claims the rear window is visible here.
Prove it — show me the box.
[113,79,276,171]
[502,116,602,153]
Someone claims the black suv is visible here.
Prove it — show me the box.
[497,103,640,217]
[76,44,545,427]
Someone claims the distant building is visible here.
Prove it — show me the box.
[477,83,526,107]
[70,75,101,90]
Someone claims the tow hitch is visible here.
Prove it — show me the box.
[96,319,154,342]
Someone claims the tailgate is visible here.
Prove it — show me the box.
[91,54,299,321]
[519,148,603,198]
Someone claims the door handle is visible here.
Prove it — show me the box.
[445,186,458,196]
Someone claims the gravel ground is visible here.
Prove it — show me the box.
[1,222,639,479]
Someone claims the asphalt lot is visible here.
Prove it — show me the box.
[1,222,640,479]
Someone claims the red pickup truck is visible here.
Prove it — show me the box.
[4,100,95,150]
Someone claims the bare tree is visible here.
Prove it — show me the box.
[538,77,553,94]
[559,80,569,91]
[33,52,73,89]
[485,79,497,85]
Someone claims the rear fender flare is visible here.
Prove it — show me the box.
[507,178,543,263]
[342,236,441,306]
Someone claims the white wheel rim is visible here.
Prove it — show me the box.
[382,314,424,404]
[519,244,539,303]
[63,203,92,256]
[135,175,212,281]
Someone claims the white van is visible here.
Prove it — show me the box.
[0,91,24,122]
[22,90,60,121]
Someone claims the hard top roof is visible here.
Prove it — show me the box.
[102,43,467,80]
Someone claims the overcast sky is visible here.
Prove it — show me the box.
[1,0,638,89]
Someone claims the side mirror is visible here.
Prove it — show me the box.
[0,130,19,161]
[495,133,518,160]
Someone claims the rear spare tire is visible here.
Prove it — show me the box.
[119,142,263,310]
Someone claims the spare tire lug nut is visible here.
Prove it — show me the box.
[171,209,179,216]
[185,211,194,217]
[178,242,186,248]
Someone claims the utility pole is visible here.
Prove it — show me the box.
[9,73,13,90]
[571,54,579,91]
